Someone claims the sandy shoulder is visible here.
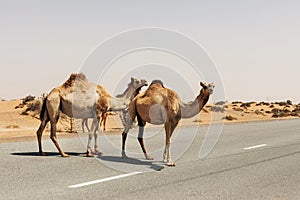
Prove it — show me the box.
[0,100,299,143]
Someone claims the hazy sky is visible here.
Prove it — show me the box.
[1,1,299,103]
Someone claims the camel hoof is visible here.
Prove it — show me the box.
[167,162,176,167]
[145,154,154,160]
[62,153,69,157]
[86,151,94,157]
[122,152,129,159]
[39,152,47,156]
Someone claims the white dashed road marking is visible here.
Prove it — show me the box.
[68,172,142,189]
[244,144,267,150]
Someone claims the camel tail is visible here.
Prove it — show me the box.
[40,97,48,121]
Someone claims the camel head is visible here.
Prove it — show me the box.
[200,82,215,95]
[130,77,148,90]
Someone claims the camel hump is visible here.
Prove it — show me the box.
[62,73,88,88]
[150,80,165,88]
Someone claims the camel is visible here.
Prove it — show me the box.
[36,73,147,157]
[121,80,215,166]
[99,112,118,131]
[81,112,117,132]
[80,78,142,132]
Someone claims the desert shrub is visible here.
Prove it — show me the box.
[275,101,287,106]
[21,100,41,116]
[233,107,244,112]
[22,95,35,104]
[255,109,265,116]
[240,102,253,108]
[232,101,243,104]
[256,102,270,106]
[5,125,20,129]
[27,100,41,111]
[287,100,292,105]
[222,115,237,121]
[215,101,226,106]
[193,119,202,123]
[271,108,290,118]
[211,105,225,113]
[291,107,300,117]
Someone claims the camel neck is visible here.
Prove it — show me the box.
[180,92,209,119]
[117,85,135,99]
[109,97,130,111]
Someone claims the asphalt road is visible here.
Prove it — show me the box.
[1,119,300,200]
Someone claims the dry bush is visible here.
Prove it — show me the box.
[5,124,20,129]
[21,100,42,116]
[22,95,35,104]
[211,105,225,113]
[232,101,243,104]
[222,115,237,121]
[271,108,290,118]
[26,100,41,112]
[193,119,202,123]
[233,107,244,112]
[215,101,226,106]
[255,109,265,116]
[240,102,254,108]
[256,102,270,106]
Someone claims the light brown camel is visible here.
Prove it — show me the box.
[82,112,117,132]
[36,73,147,157]
[121,80,214,166]
[99,112,118,131]
[81,78,144,132]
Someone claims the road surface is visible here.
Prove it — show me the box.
[1,119,300,199]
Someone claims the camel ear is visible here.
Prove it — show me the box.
[200,82,207,88]
[131,77,134,82]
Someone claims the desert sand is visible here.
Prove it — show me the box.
[0,99,299,143]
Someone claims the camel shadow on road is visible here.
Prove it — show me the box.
[98,155,165,171]
[10,152,165,171]
[10,151,86,157]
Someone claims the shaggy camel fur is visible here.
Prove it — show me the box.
[36,73,147,157]
[121,81,214,166]
[81,78,145,132]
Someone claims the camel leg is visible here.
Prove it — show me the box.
[36,116,49,156]
[121,132,128,158]
[121,113,134,158]
[163,121,178,166]
[94,122,102,155]
[103,117,106,131]
[50,119,69,157]
[81,119,85,133]
[100,113,106,131]
[87,117,100,157]
[85,119,90,132]
[87,131,94,157]
[137,126,153,160]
